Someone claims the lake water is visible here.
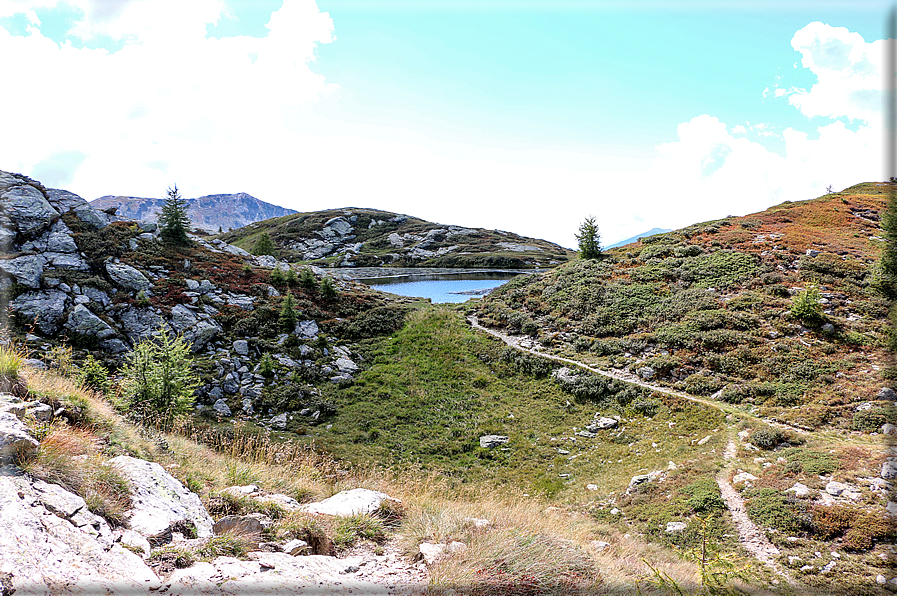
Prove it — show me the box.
[348,270,526,303]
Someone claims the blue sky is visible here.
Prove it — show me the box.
[0,0,889,246]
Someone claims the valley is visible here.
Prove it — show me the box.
[0,170,894,595]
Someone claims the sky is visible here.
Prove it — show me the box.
[0,0,891,248]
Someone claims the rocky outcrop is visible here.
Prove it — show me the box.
[10,290,70,335]
[108,456,214,539]
[105,262,152,292]
[0,470,160,595]
[64,304,117,341]
[0,411,39,463]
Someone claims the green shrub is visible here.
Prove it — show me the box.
[299,269,318,292]
[259,353,276,379]
[78,355,111,396]
[749,428,785,450]
[279,293,298,329]
[745,488,808,534]
[681,478,725,513]
[790,285,824,325]
[851,408,890,432]
[119,325,199,424]
[683,373,724,396]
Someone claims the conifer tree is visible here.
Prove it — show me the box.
[279,292,298,329]
[159,185,191,246]
[253,232,276,256]
[576,216,601,260]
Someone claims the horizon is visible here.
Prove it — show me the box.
[0,0,889,248]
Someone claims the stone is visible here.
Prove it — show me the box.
[0,182,58,235]
[883,461,897,480]
[733,471,758,485]
[65,304,117,340]
[118,306,162,343]
[271,412,288,430]
[0,254,43,288]
[855,402,874,411]
[878,575,888,585]
[10,289,69,334]
[479,435,509,449]
[294,320,320,338]
[116,528,152,559]
[233,339,249,356]
[106,262,152,291]
[220,484,260,497]
[697,435,711,446]
[665,522,687,533]
[419,541,467,565]
[108,455,214,538]
[212,513,272,536]
[637,366,655,380]
[590,540,611,551]
[551,366,579,384]
[169,304,198,332]
[334,357,358,374]
[299,488,399,517]
[587,416,618,431]
[878,387,897,400]
[27,403,53,421]
[785,482,812,497]
[0,411,39,464]
[821,323,835,333]
[100,338,129,354]
[283,539,309,556]
[184,319,222,351]
[46,188,107,229]
[586,484,598,491]
[254,493,301,511]
[212,399,232,417]
[806,249,820,257]
[883,423,897,435]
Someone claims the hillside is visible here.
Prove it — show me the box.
[218,207,575,269]
[91,193,297,233]
[2,169,895,594]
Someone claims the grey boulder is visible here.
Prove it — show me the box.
[0,254,43,288]
[106,262,152,291]
[299,488,399,517]
[10,289,69,334]
[65,304,117,340]
[479,435,509,449]
[0,180,58,235]
[0,411,39,464]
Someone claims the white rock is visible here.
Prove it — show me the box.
[586,484,598,491]
[108,456,214,538]
[733,471,758,485]
[0,411,39,464]
[785,482,811,497]
[283,539,309,556]
[665,522,687,533]
[299,488,399,517]
[697,435,711,446]
[419,541,467,565]
[825,481,848,496]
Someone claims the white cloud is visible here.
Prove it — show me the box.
[0,13,885,249]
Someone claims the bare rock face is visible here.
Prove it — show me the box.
[64,304,117,341]
[105,262,152,292]
[108,456,214,539]
[9,290,70,335]
[0,173,59,236]
[0,471,160,595]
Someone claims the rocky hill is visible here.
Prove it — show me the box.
[91,193,297,233]
[218,207,575,269]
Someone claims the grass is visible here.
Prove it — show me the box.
[0,343,27,396]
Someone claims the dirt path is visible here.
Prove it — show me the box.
[717,440,793,583]
[467,315,796,581]
[466,315,808,435]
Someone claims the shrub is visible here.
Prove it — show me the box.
[683,373,724,396]
[78,355,111,396]
[749,428,785,450]
[790,285,824,325]
[745,488,808,534]
[681,478,725,513]
[119,325,199,424]
[851,408,890,432]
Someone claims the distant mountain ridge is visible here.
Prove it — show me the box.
[606,227,673,249]
[90,193,296,233]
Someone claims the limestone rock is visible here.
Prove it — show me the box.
[0,411,39,464]
[733,471,758,485]
[785,483,812,497]
[169,304,198,332]
[883,461,897,480]
[283,539,309,556]
[118,307,162,343]
[587,416,618,431]
[10,289,69,334]
[108,456,214,538]
[271,413,288,430]
[334,357,358,374]
[65,304,117,340]
[106,262,152,291]
[551,366,579,384]
[184,319,222,352]
[299,488,399,517]
[232,340,249,356]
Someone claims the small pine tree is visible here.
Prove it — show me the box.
[877,189,897,300]
[790,284,824,325]
[576,216,601,260]
[78,355,111,396]
[285,268,297,287]
[270,268,285,286]
[300,268,318,293]
[120,324,199,424]
[159,185,191,246]
[279,292,298,329]
[253,232,276,256]
[320,277,338,302]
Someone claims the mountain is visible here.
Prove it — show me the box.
[605,227,672,249]
[90,192,296,233]
[219,207,575,269]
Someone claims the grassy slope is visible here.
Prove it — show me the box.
[476,183,893,430]
[218,207,575,268]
